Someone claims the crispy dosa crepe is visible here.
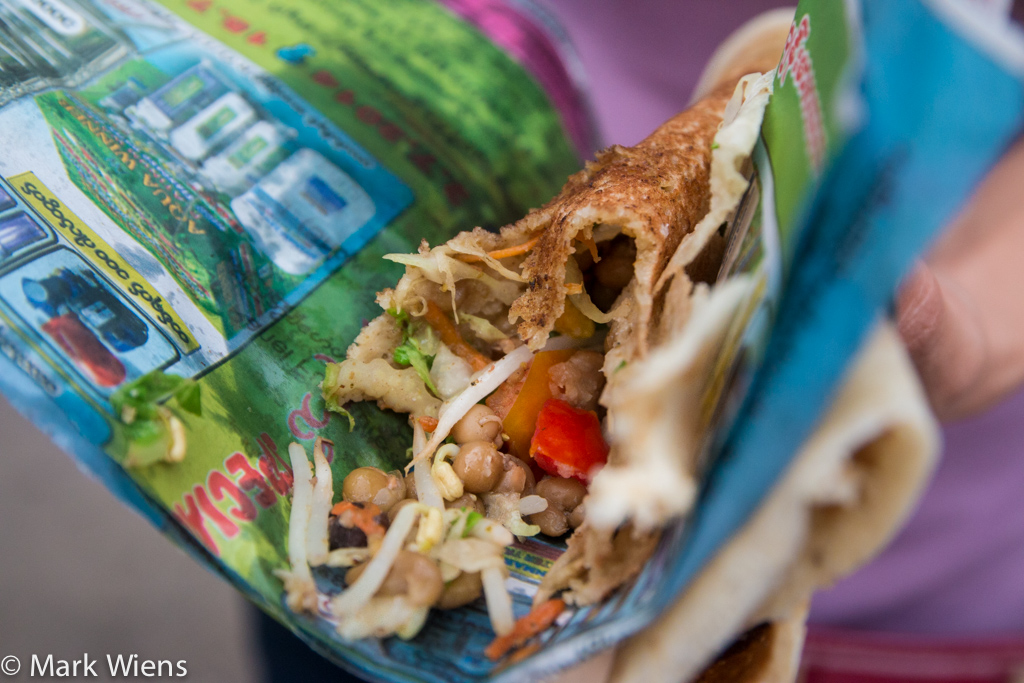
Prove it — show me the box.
[325,78,747,424]
[529,3,796,613]
[318,80,789,648]
[608,322,940,683]
[534,71,775,605]
[506,84,730,358]
[553,12,935,682]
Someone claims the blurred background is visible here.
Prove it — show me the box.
[0,397,259,681]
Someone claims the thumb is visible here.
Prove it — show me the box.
[895,261,988,421]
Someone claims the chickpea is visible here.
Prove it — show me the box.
[445,493,485,515]
[342,467,405,513]
[594,237,636,290]
[342,467,389,505]
[529,476,587,537]
[451,404,502,444]
[568,504,586,529]
[393,551,444,607]
[404,472,418,500]
[373,470,407,512]
[493,455,535,495]
[436,571,483,610]
[387,497,416,524]
[535,477,586,512]
[345,550,443,607]
[453,441,503,493]
[528,507,569,537]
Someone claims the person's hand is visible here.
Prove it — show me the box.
[896,136,1024,421]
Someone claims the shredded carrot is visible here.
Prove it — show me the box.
[485,598,565,661]
[580,236,599,262]
[329,501,386,537]
[423,300,491,371]
[486,235,540,261]
[458,235,540,263]
[418,416,439,432]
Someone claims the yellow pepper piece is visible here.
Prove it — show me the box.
[553,298,595,339]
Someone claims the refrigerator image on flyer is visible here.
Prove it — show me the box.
[128,61,229,134]
[169,92,257,163]
[0,249,177,393]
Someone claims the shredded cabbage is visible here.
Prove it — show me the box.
[469,513,515,546]
[464,511,484,536]
[435,538,506,573]
[410,345,534,469]
[320,363,357,430]
[441,507,486,543]
[445,240,528,283]
[483,492,540,538]
[336,596,428,641]
[429,343,473,399]
[460,313,509,342]
[384,252,520,319]
[564,257,628,324]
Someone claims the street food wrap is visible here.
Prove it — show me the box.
[0,0,1022,682]
[318,75,766,641]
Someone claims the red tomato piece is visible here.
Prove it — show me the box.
[529,399,608,483]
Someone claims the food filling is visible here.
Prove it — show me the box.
[288,232,636,647]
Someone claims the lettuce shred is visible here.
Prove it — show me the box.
[322,363,356,431]
[388,309,438,396]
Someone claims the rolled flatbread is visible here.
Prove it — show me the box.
[609,322,940,683]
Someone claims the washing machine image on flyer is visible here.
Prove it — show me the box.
[129,61,230,134]
[199,121,292,197]
[169,92,257,163]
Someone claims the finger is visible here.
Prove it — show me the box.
[895,261,989,420]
